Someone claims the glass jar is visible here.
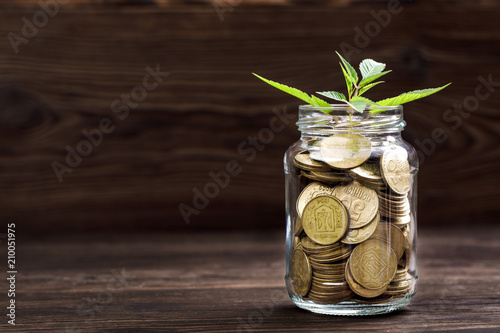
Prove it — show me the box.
[284,105,418,315]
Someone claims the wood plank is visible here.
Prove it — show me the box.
[9,226,500,331]
[0,0,377,9]
[0,2,499,232]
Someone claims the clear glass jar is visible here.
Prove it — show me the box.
[284,105,418,316]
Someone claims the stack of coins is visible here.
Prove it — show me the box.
[300,236,353,303]
[302,170,351,184]
[349,162,386,190]
[289,135,414,305]
[385,268,412,297]
[378,192,411,219]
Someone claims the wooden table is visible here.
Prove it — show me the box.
[9,225,500,332]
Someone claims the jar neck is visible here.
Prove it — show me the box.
[297,105,406,141]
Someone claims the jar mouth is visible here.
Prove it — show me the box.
[297,104,405,136]
[298,104,402,113]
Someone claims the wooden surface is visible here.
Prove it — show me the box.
[0,1,499,232]
[5,225,500,332]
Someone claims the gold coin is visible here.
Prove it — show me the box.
[290,248,312,296]
[309,171,351,183]
[387,280,411,290]
[309,249,351,263]
[379,205,411,216]
[369,222,405,260]
[300,170,322,183]
[312,273,346,281]
[341,212,379,245]
[357,180,386,191]
[379,199,411,212]
[333,181,379,228]
[311,287,351,298]
[307,289,353,304]
[311,281,350,291]
[309,246,351,259]
[308,150,324,162]
[300,236,339,254]
[302,195,348,245]
[378,195,409,206]
[349,162,383,182]
[309,281,351,296]
[313,271,346,280]
[391,214,411,226]
[315,260,347,269]
[304,137,322,148]
[384,289,410,296]
[353,294,395,304]
[320,134,372,170]
[296,182,336,218]
[378,190,408,200]
[398,228,412,270]
[379,208,410,218]
[311,262,349,273]
[380,146,411,195]
[306,253,350,264]
[307,243,348,255]
[309,247,350,260]
[294,151,330,171]
[293,216,303,236]
[310,259,348,271]
[398,251,410,270]
[293,236,300,250]
[349,239,397,290]
[391,268,409,282]
[345,258,388,298]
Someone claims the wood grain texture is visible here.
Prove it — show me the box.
[6,226,500,331]
[0,1,499,232]
[0,0,375,8]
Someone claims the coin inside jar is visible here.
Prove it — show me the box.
[380,146,411,195]
[302,195,348,245]
[345,258,388,298]
[341,212,379,245]
[369,222,406,260]
[296,182,337,218]
[332,181,379,229]
[348,239,397,290]
[294,151,331,172]
[320,134,372,169]
[290,248,312,297]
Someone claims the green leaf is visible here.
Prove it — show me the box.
[349,100,367,113]
[350,96,379,112]
[340,65,353,98]
[316,91,348,103]
[336,52,358,86]
[351,96,377,105]
[359,59,386,80]
[359,70,391,88]
[317,92,368,113]
[376,83,452,107]
[311,95,331,107]
[358,81,384,96]
[253,73,310,103]
[253,73,331,107]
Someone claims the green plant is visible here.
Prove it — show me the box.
[253,52,450,114]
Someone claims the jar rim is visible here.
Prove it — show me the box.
[298,104,403,113]
[297,104,405,136]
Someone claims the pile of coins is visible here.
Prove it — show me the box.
[289,135,413,304]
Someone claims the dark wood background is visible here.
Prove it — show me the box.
[0,0,499,233]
